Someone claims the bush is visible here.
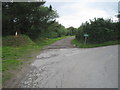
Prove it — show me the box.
[46,22,67,38]
[66,27,77,36]
[76,18,119,44]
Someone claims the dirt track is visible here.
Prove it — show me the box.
[44,36,75,49]
[4,37,118,88]
[17,37,118,88]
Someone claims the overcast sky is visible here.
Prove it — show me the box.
[45,0,119,28]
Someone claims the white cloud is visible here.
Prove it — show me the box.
[46,0,118,28]
[56,2,113,28]
[46,0,119,2]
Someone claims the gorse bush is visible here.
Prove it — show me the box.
[76,18,119,44]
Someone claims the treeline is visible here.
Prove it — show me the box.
[2,2,76,40]
[3,2,118,44]
[76,18,119,44]
[2,2,57,39]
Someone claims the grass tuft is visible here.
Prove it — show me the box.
[2,35,35,47]
[72,39,120,48]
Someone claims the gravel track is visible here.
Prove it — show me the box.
[6,37,118,88]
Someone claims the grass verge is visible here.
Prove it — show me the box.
[2,35,67,84]
[72,39,120,48]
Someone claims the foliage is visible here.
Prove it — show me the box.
[46,22,67,38]
[2,2,58,39]
[76,18,119,43]
[117,11,120,20]
[66,26,77,36]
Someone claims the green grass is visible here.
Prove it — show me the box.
[2,35,67,84]
[72,39,120,48]
[2,35,34,47]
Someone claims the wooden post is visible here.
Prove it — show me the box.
[84,34,88,44]
[84,36,87,44]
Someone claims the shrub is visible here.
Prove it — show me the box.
[76,18,119,44]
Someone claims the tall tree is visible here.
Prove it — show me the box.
[2,2,58,39]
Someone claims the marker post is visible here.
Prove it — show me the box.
[84,34,89,44]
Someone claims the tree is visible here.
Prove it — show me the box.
[67,26,77,36]
[2,2,45,35]
[49,5,52,11]
[46,22,67,38]
[2,2,59,39]
[76,18,118,43]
